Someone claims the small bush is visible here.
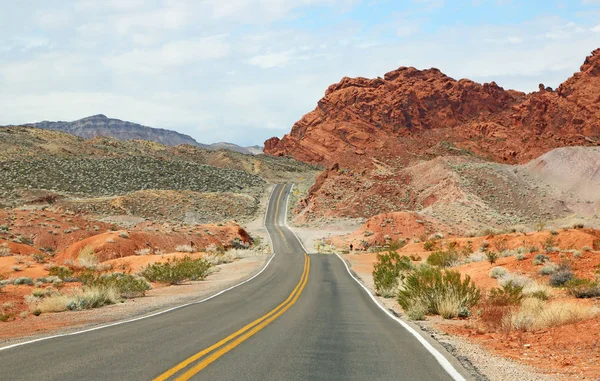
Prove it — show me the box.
[523,282,552,300]
[373,251,413,297]
[566,279,600,298]
[539,262,559,275]
[498,273,531,288]
[488,281,524,306]
[549,270,574,287]
[12,266,22,272]
[489,266,508,279]
[13,277,34,285]
[533,254,550,265]
[134,248,152,256]
[175,245,195,253]
[426,250,459,268]
[405,301,427,321]
[80,272,151,298]
[32,253,46,263]
[48,266,74,280]
[119,232,130,239]
[485,251,499,265]
[423,240,438,251]
[516,253,526,261]
[507,298,598,332]
[582,246,592,252]
[140,256,212,285]
[397,267,481,319]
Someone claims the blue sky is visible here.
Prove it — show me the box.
[0,0,599,145]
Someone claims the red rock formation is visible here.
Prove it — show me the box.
[266,49,600,167]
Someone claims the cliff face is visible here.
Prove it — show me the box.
[265,49,600,167]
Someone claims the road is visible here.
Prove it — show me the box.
[0,184,463,380]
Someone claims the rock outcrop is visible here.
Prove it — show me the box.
[265,49,600,167]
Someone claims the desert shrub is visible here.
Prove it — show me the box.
[32,253,46,263]
[485,251,499,265]
[488,281,524,306]
[32,286,120,314]
[140,256,212,285]
[0,243,10,257]
[459,241,473,257]
[594,239,600,251]
[387,239,407,251]
[566,279,600,298]
[119,232,130,239]
[363,230,374,237]
[204,251,237,266]
[516,252,526,261]
[544,236,558,253]
[35,276,62,285]
[498,273,531,288]
[426,249,459,268]
[523,282,552,300]
[582,246,592,252]
[134,248,151,256]
[533,254,550,265]
[12,266,22,272]
[78,246,98,268]
[397,266,481,319]
[539,262,559,275]
[175,245,195,253]
[489,266,508,279]
[373,251,413,297]
[465,252,486,263]
[405,300,427,320]
[80,272,151,298]
[48,266,73,280]
[423,240,438,251]
[13,277,34,286]
[549,270,574,287]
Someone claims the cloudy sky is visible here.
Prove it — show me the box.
[0,0,599,145]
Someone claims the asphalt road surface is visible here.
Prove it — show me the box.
[0,184,464,380]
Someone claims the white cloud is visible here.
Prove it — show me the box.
[36,10,70,29]
[248,51,296,68]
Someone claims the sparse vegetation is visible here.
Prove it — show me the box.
[397,266,481,319]
[77,246,98,268]
[533,254,550,265]
[485,251,499,265]
[372,251,413,297]
[140,256,212,285]
[566,278,600,298]
[489,266,508,279]
[549,270,574,287]
[175,245,195,253]
[426,249,459,268]
[539,262,559,275]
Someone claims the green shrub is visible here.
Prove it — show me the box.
[539,263,558,275]
[13,277,34,286]
[426,249,459,268]
[423,240,438,251]
[488,281,524,306]
[48,266,74,280]
[80,272,151,298]
[397,267,481,318]
[485,251,499,265]
[32,253,46,263]
[140,256,212,285]
[372,251,413,297]
[565,279,600,298]
[533,254,550,265]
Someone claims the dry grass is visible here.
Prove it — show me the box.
[504,298,598,332]
[29,286,120,314]
[175,244,195,253]
[78,245,98,268]
[436,293,462,319]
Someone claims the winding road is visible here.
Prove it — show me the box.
[0,184,466,380]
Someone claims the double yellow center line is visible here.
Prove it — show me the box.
[154,185,309,380]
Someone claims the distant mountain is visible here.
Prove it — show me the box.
[4,114,262,155]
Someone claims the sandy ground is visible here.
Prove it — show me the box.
[0,253,268,345]
[291,222,361,253]
[339,253,566,381]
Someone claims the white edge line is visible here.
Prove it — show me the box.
[283,184,309,254]
[333,253,466,381]
[282,184,463,379]
[0,186,281,353]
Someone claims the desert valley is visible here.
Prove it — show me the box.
[0,26,599,381]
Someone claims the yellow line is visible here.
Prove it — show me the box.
[175,256,311,381]
[153,254,307,381]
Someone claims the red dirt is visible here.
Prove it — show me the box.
[341,227,600,379]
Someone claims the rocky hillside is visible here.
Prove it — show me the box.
[265,49,600,166]
[6,114,262,155]
[0,127,320,223]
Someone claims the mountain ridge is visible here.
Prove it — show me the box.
[2,114,262,155]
